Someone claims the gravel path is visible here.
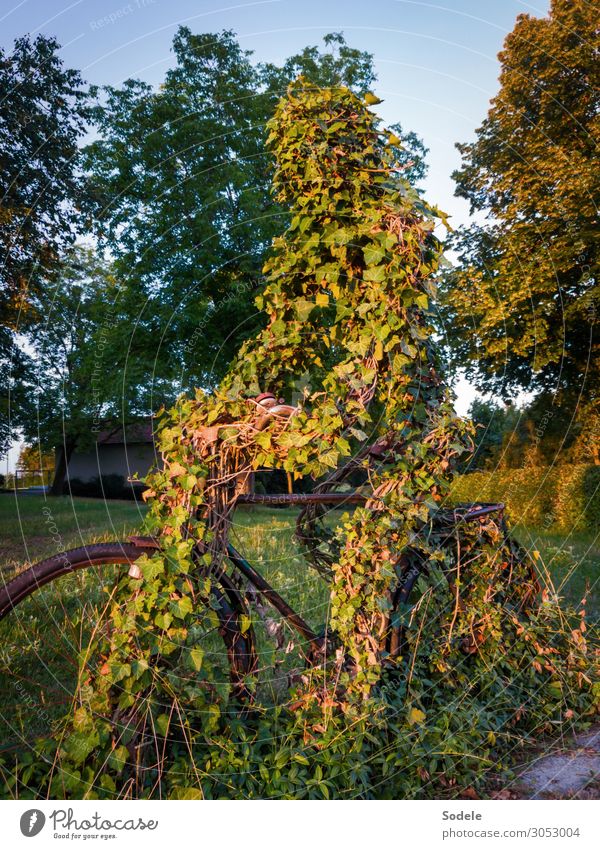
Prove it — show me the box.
[514,725,600,799]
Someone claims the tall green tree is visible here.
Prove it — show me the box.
[442,1,598,417]
[0,34,91,455]
[0,34,91,320]
[84,29,428,413]
[23,248,123,494]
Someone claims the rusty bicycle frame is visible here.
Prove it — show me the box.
[218,493,506,657]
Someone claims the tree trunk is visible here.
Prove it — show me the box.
[50,439,75,496]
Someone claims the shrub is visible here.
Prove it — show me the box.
[450,465,600,532]
[553,465,600,532]
[64,474,142,501]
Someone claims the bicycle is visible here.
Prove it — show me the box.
[0,396,540,710]
[0,493,530,705]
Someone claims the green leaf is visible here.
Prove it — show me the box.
[107,745,129,775]
[138,554,165,582]
[171,788,203,800]
[187,647,204,671]
[172,595,193,619]
[364,265,386,283]
[155,714,170,737]
[295,299,314,321]
[363,245,386,266]
[154,611,173,630]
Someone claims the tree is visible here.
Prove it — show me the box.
[441,1,599,417]
[83,29,428,413]
[0,34,91,323]
[462,398,513,471]
[16,443,54,487]
[0,326,30,458]
[22,247,122,494]
[259,31,376,94]
[0,34,91,454]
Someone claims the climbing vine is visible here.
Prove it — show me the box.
[3,80,597,800]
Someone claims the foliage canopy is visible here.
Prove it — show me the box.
[441,0,598,411]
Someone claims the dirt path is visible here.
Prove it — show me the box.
[492,725,600,799]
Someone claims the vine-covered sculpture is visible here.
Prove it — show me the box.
[19,80,594,799]
[145,79,477,691]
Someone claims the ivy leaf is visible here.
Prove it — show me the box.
[171,788,203,800]
[154,611,173,630]
[320,449,339,468]
[172,595,193,619]
[364,265,387,283]
[363,245,386,265]
[187,647,204,671]
[295,299,314,321]
[155,714,170,737]
[107,745,129,775]
[408,707,426,726]
[135,554,165,584]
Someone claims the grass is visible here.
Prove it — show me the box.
[0,495,330,749]
[513,525,599,618]
[0,493,597,752]
[0,493,147,578]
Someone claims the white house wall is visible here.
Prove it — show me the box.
[67,443,158,483]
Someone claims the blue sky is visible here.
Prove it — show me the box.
[2,0,549,229]
[2,1,550,470]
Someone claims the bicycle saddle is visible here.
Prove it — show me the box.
[252,392,298,430]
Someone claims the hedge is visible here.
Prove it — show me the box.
[449,464,600,532]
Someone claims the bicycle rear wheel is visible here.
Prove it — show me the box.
[0,540,256,740]
[385,527,541,659]
[0,542,154,619]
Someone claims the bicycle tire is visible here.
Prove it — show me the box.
[0,542,257,701]
[386,531,541,659]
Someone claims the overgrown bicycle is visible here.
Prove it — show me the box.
[0,395,540,707]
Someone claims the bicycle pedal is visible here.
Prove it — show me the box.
[128,562,143,580]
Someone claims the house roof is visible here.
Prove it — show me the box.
[96,421,154,444]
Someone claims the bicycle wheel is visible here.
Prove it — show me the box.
[0,542,155,619]
[385,527,541,659]
[0,539,256,737]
